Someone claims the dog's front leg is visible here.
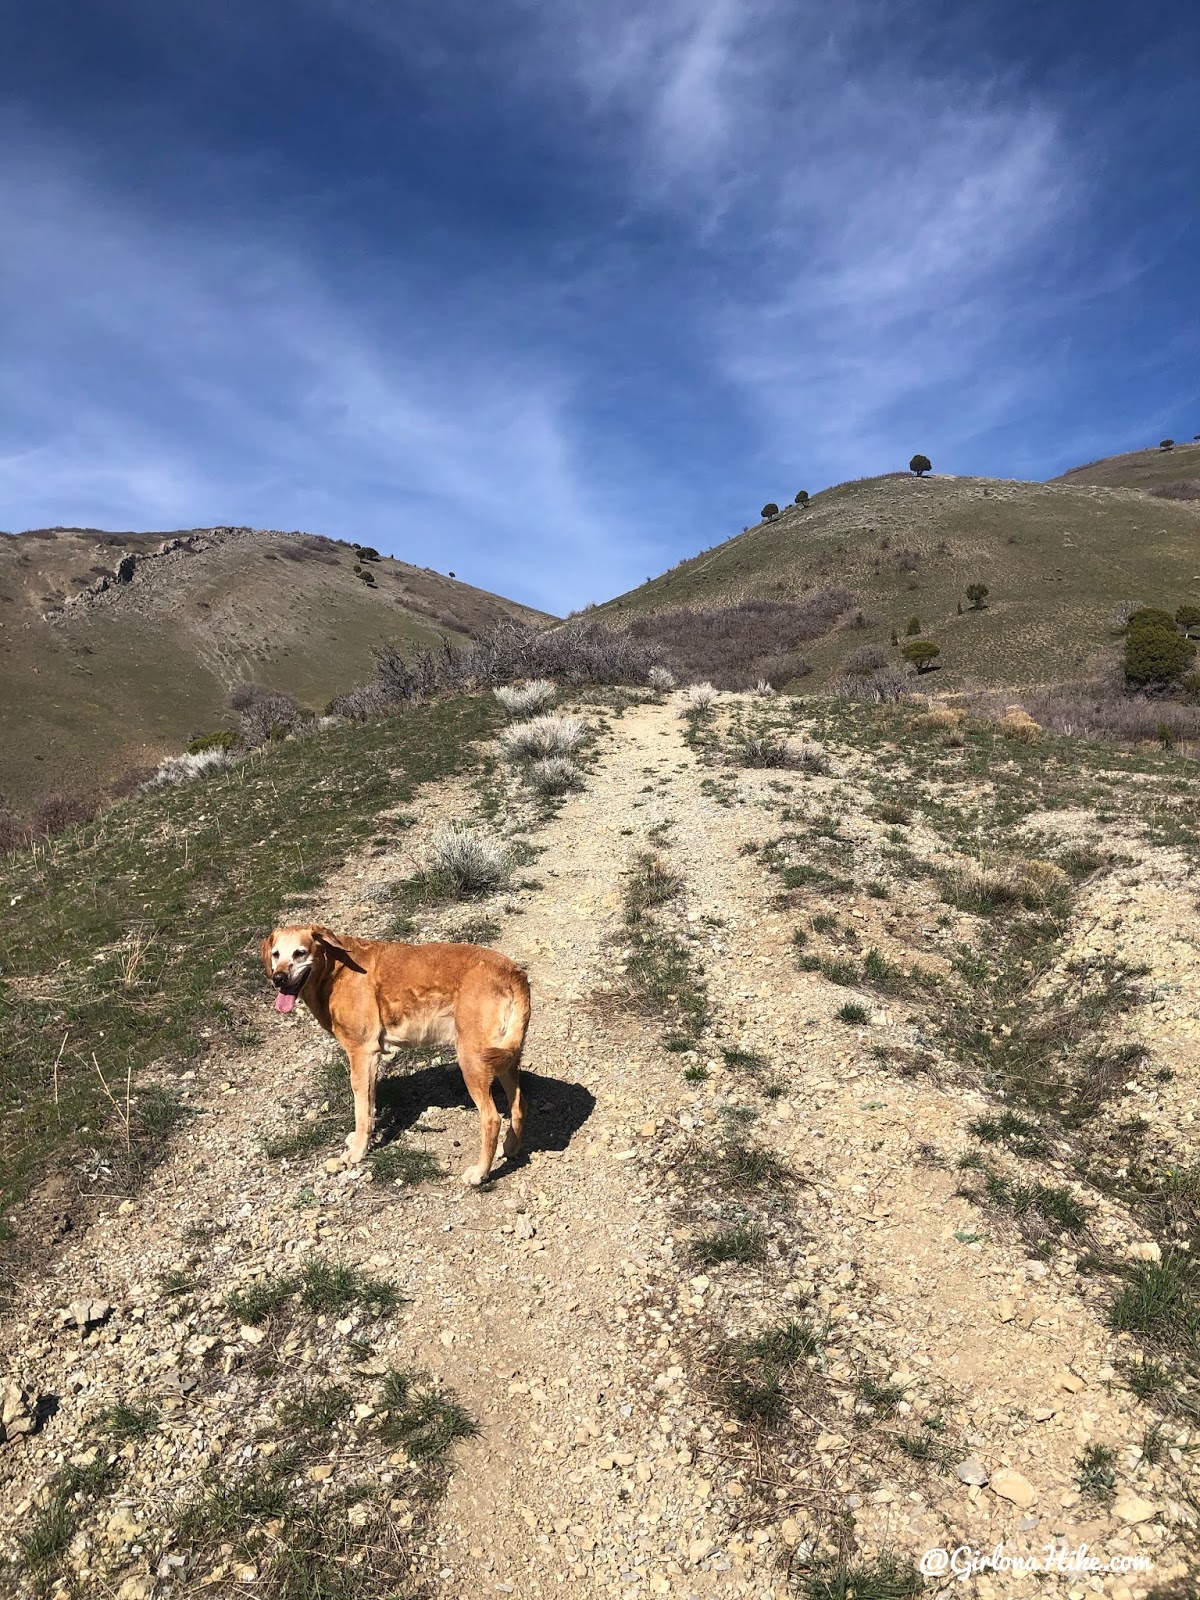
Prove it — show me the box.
[344,1046,381,1164]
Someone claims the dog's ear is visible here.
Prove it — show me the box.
[312,926,366,971]
[260,934,274,973]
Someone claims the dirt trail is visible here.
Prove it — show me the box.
[1,694,1197,1600]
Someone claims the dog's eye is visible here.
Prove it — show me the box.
[271,949,279,958]
[293,950,306,959]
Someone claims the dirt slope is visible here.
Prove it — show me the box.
[0,525,552,813]
[1,694,1198,1598]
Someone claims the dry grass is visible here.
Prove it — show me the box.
[499,714,586,760]
[914,707,964,731]
[424,824,514,895]
[940,854,1069,913]
[678,683,718,716]
[997,705,1043,744]
[494,680,556,718]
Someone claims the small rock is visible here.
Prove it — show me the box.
[1112,1493,1157,1524]
[0,1383,37,1443]
[780,1519,802,1547]
[1126,1241,1161,1263]
[815,1432,846,1451]
[1055,1371,1085,1393]
[956,1457,989,1486]
[992,1469,1036,1507]
[64,1297,112,1331]
[240,1325,266,1345]
[310,1464,334,1482]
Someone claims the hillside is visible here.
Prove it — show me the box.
[1055,438,1200,492]
[598,472,1200,690]
[1,685,1198,1594]
[0,525,552,812]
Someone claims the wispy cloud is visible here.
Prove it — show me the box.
[0,133,656,612]
[1,0,1196,604]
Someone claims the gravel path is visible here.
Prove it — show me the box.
[1,694,1196,1600]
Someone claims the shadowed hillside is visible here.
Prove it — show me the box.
[597,472,1200,690]
[0,525,553,811]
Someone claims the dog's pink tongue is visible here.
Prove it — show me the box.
[275,993,296,1014]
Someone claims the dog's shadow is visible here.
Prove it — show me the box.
[373,1053,595,1168]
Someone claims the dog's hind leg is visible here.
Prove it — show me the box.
[344,1045,381,1165]
[497,1058,525,1161]
[457,1047,503,1187]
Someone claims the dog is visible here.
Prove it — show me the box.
[262,925,530,1185]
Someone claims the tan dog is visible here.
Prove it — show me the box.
[262,926,530,1185]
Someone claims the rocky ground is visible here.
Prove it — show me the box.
[1,690,1197,1599]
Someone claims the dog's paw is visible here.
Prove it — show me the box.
[461,1165,486,1187]
[346,1140,368,1165]
[502,1128,521,1159]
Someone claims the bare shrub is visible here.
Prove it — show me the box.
[32,792,100,837]
[976,680,1200,747]
[527,757,584,796]
[997,706,1042,744]
[1150,482,1200,501]
[1108,601,1146,632]
[678,683,718,716]
[791,738,829,773]
[842,644,887,677]
[647,665,677,691]
[237,690,303,750]
[332,620,658,718]
[425,824,514,895]
[500,714,586,760]
[0,814,31,854]
[143,749,234,788]
[829,669,908,703]
[752,679,777,696]
[626,590,855,689]
[733,734,826,771]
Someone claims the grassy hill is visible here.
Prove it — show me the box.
[0,525,552,812]
[1055,437,1200,491]
[597,472,1200,690]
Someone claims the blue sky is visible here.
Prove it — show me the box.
[1,1,1197,614]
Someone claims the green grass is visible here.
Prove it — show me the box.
[836,1001,869,1024]
[710,1141,789,1192]
[690,1223,768,1266]
[968,1109,1048,1158]
[298,1260,403,1315]
[1108,1253,1200,1347]
[1076,1442,1118,1500]
[277,1383,354,1433]
[621,850,709,1044]
[369,1139,443,1185]
[97,1400,160,1439]
[0,695,498,1272]
[857,1378,906,1417]
[263,1119,335,1161]
[377,1368,479,1461]
[795,1553,923,1600]
[716,1319,823,1427]
[16,1457,122,1577]
[226,1272,300,1326]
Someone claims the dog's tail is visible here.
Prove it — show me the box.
[483,965,531,1074]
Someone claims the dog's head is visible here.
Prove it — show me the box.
[260,925,350,1014]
